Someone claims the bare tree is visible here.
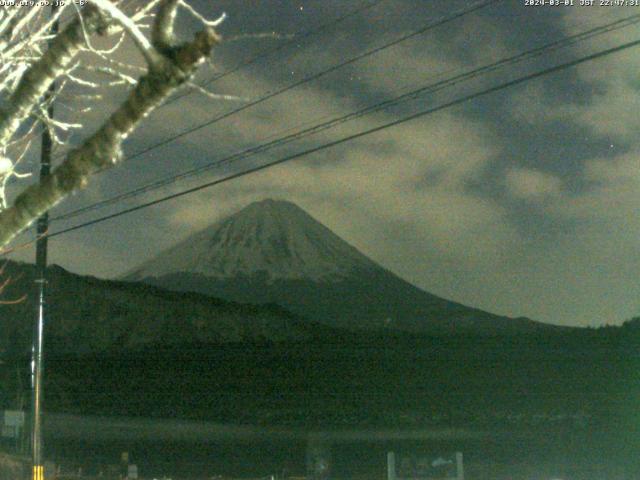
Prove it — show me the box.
[0,0,224,249]
[0,261,25,304]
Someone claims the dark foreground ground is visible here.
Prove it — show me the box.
[44,431,640,480]
[2,326,639,479]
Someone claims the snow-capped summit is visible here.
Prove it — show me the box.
[127,199,377,283]
[127,199,556,335]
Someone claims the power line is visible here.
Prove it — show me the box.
[51,11,640,223]
[49,0,499,219]
[85,0,501,170]
[165,0,388,107]
[50,0,388,164]
[46,35,640,240]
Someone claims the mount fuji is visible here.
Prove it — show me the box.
[125,199,556,335]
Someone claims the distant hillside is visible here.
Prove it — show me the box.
[0,261,337,357]
[0,259,637,434]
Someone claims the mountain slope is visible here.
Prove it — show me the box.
[127,199,378,281]
[0,261,336,357]
[126,199,560,335]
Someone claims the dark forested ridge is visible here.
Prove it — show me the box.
[35,330,640,430]
[0,260,638,438]
[0,261,336,357]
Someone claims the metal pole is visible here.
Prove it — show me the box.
[387,452,396,480]
[30,5,58,480]
[456,452,464,480]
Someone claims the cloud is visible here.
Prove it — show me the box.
[132,37,511,275]
[553,150,639,225]
[556,8,640,142]
[157,101,522,318]
[505,167,563,201]
[7,233,132,279]
[16,1,638,328]
[528,150,640,325]
[163,109,510,246]
[484,7,640,325]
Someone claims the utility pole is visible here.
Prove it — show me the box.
[30,5,58,480]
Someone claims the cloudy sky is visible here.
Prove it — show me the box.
[6,0,640,327]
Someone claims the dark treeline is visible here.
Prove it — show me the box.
[2,322,638,436]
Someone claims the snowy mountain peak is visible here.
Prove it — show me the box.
[127,199,378,282]
[125,198,554,334]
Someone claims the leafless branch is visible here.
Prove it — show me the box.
[0,1,222,248]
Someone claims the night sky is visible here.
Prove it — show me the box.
[6,0,640,327]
